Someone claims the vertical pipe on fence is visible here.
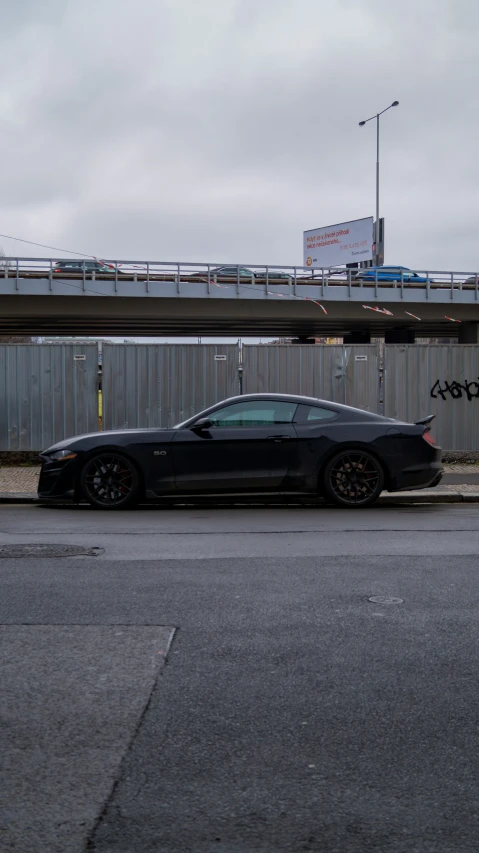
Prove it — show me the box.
[146,261,150,294]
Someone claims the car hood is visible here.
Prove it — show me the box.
[42,427,174,454]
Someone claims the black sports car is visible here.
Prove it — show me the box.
[38,393,443,509]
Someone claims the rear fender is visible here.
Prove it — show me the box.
[317,442,392,493]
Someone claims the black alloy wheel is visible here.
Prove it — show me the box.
[80,453,140,509]
[323,450,384,508]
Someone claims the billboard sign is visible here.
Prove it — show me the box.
[303,216,373,269]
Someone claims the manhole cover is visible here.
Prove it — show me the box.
[368,595,404,605]
[0,544,103,558]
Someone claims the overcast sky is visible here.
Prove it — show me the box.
[2,0,478,274]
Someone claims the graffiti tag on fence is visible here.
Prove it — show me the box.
[431,379,479,401]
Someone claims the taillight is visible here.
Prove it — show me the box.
[422,430,437,446]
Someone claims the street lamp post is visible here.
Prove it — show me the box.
[359,101,399,266]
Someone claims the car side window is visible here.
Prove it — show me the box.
[294,404,338,422]
[208,400,297,427]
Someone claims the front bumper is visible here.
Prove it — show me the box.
[37,457,79,501]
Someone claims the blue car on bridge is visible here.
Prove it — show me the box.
[355,266,432,283]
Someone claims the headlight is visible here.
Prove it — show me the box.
[47,449,78,461]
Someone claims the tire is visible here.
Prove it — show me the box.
[80,452,141,510]
[323,449,384,508]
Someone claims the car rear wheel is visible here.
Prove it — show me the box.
[323,450,384,508]
[80,452,141,509]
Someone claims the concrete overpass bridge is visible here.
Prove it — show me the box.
[1,258,478,342]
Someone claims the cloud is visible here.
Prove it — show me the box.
[1,0,478,272]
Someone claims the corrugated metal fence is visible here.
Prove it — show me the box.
[383,345,479,451]
[242,345,380,411]
[1,343,478,450]
[102,343,239,429]
[0,343,98,450]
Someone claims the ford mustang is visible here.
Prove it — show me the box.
[38,393,443,509]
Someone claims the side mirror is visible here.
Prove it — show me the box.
[192,417,212,431]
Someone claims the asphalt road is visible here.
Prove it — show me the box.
[2,502,479,853]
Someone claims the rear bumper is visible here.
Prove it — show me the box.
[387,461,444,492]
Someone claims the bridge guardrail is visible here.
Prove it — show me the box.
[1,257,479,296]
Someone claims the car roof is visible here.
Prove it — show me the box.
[366,265,409,271]
[207,393,386,420]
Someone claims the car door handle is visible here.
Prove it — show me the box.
[267,435,292,441]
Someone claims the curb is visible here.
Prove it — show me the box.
[0,493,38,504]
[1,491,479,506]
[378,491,475,504]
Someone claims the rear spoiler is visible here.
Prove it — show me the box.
[414,415,436,426]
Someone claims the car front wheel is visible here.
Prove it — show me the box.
[80,452,141,509]
[323,450,384,508]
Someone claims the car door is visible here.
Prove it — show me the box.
[171,399,298,492]
[289,403,340,491]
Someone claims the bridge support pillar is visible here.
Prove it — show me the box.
[343,331,371,344]
[458,323,479,344]
[384,329,416,344]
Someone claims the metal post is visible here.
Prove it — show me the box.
[359,101,398,269]
[376,115,380,267]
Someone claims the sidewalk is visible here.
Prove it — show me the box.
[1,465,479,504]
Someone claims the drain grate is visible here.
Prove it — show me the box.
[0,544,104,558]
[368,595,404,605]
